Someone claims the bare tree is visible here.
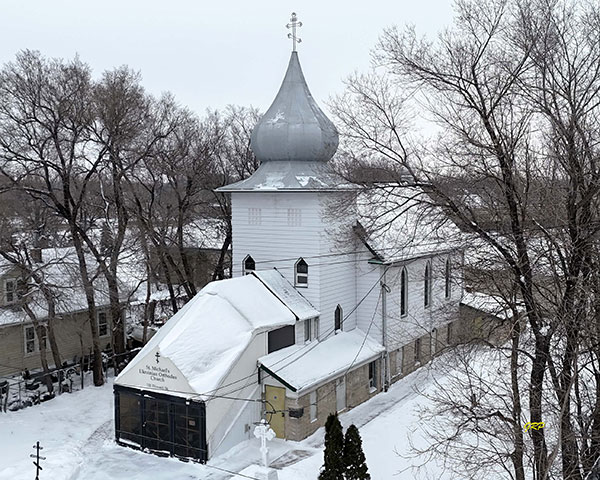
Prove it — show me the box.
[331,0,600,478]
[0,51,106,385]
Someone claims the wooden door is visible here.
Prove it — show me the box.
[265,385,286,438]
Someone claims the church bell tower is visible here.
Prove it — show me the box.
[218,13,359,338]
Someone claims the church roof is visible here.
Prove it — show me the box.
[250,51,339,164]
[253,269,319,321]
[356,186,464,263]
[216,160,352,192]
[115,274,297,399]
[259,329,384,394]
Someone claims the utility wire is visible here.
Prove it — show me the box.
[117,266,391,403]
[199,266,391,398]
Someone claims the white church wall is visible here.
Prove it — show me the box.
[231,192,323,310]
[355,255,383,340]
[114,345,194,396]
[385,253,462,351]
[210,386,262,458]
[317,192,360,338]
[205,331,268,457]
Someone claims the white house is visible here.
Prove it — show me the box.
[114,42,462,461]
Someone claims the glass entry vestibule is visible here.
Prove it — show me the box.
[114,385,207,462]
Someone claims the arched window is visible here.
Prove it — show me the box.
[295,258,308,287]
[334,305,343,332]
[400,267,408,317]
[243,255,255,275]
[424,261,432,308]
[445,258,451,299]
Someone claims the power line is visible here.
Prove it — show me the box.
[117,267,391,404]
[199,266,390,398]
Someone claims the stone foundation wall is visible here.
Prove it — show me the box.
[284,358,382,441]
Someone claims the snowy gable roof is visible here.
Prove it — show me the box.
[461,291,521,320]
[356,186,464,263]
[0,247,119,327]
[259,329,384,394]
[253,269,319,321]
[116,274,296,399]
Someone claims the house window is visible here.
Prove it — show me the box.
[431,328,437,356]
[24,325,46,354]
[445,258,451,299]
[5,279,15,304]
[248,208,262,225]
[287,208,302,227]
[243,255,255,275]
[414,338,421,363]
[313,318,319,341]
[400,267,408,317]
[334,305,343,332]
[98,312,109,337]
[295,258,308,287]
[368,361,377,391]
[309,391,317,422]
[447,322,453,344]
[304,319,312,343]
[267,325,295,354]
[424,262,432,308]
[396,347,404,376]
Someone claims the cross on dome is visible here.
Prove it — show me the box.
[286,12,302,52]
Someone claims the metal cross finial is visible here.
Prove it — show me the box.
[286,12,303,52]
[254,419,276,468]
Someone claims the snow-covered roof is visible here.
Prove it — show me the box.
[116,274,297,399]
[0,247,124,327]
[259,329,384,394]
[217,160,354,192]
[460,291,518,319]
[253,269,319,321]
[356,186,464,263]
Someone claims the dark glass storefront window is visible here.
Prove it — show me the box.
[118,393,142,445]
[114,386,207,462]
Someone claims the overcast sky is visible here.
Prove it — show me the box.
[1,0,453,115]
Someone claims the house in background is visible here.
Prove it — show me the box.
[0,248,116,378]
[114,39,463,460]
[148,218,231,290]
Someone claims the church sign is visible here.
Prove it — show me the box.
[117,348,192,394]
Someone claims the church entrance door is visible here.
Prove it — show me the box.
[265,385,286,438]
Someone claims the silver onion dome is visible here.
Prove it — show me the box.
[250,51,339,163]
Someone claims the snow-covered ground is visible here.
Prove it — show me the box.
[0,356,460,480]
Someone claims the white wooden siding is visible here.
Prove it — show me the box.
[385,253,462,350]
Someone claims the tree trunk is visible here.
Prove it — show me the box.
[40,284,62,369]
[510,315,525,480]
[21,304,53,394]
[72,231,104,386]
[212,229,232,281]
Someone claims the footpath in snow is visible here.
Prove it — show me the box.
[0,356,459,480]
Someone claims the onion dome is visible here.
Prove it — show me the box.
[250,51,339,163]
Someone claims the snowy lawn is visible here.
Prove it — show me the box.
[0,354,466,480]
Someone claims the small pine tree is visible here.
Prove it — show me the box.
[343,424,371,480]
[319,413,345,480]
